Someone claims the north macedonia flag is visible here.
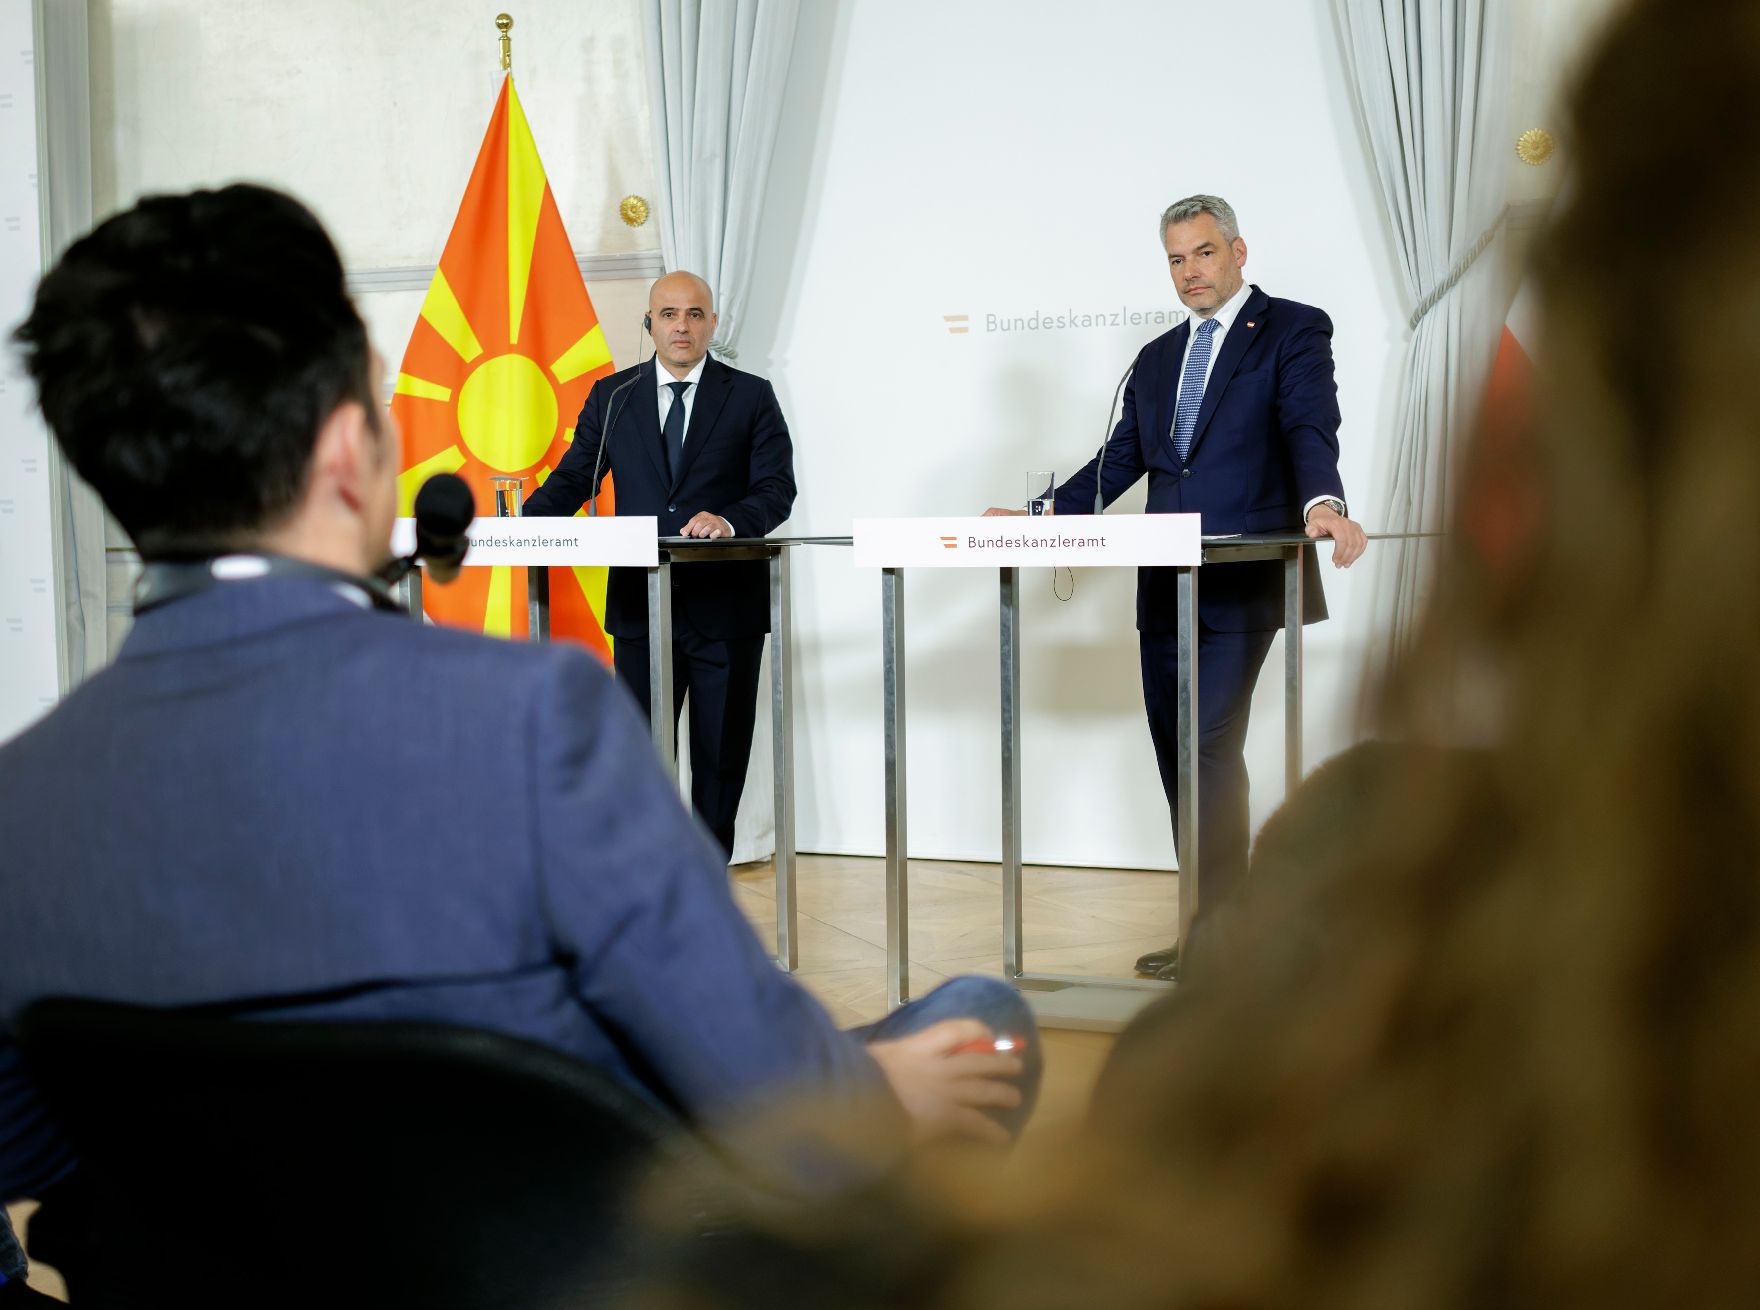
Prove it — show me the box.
[392,76,616,660]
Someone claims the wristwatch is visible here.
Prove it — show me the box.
[1306,497,1347,524]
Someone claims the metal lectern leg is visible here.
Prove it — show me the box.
[528,567,550,643]
[400,569,423,621]
[646,562,676,777]
[1176,566,1200,944]
[1000,567,1024,980]
[1284,548,1304,798]
[883,567,910,1007]
[770,550,798,972]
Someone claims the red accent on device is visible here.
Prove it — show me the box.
[952,1034,1029,1056]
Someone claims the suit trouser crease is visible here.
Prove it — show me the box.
[1140,625,1277,915]
[615,629,764,858]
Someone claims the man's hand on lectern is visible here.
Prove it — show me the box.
[679,511,735,539]
[867,1018,1023,1146]
[1303,504,1367,567]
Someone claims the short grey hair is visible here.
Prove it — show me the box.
[1159,194,1239,244]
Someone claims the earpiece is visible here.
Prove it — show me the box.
[643,312,652,332]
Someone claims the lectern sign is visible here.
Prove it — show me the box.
[852,514,1202,568]
[390,516,659,567]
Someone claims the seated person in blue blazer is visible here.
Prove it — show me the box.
[989,195,1367,980]
[523,271,792,860]
[0,186,1039,1220]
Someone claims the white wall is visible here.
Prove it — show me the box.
[85,0,662,414]
[0,0,57,743]
[738,0,1413,868]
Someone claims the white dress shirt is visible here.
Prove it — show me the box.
[1173,282,1342,521]
[1171,278,1254,416]
[656,355,707,446]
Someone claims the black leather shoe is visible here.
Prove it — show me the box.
[1151,957,1180,982]
[1134,943,1179,976]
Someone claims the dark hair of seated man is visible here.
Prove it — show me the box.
[15,184,377,556]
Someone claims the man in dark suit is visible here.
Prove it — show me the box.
[524,272,794,859]
[992,195,1366,978]
[0,186,1036,1230]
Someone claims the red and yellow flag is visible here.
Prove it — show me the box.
[392,76,616,660]
[1463,280,1539,572]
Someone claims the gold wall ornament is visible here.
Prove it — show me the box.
[619,195,651,227]
[497,13,513,72]
[1516,127,1556,166]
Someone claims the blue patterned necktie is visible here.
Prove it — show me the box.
[663,380,690,477]
[1171,317,1220,463]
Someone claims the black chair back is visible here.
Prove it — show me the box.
[17,998,694,1309]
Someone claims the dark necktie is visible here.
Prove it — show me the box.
[1171,317,1220,463]
[663,380,690,478]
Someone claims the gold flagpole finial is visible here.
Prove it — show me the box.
[496,13,513,72]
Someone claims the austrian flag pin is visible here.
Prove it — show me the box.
[1247,320,1256,328]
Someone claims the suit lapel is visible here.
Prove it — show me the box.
[1187,285,1270,460]
[670,357,732,491]
[1143,321,1188,463]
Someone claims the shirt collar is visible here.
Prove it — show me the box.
[1194,280,1254,336]
[658,355,708,390]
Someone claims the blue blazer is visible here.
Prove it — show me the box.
[0,579,879,1200]
[1056,286,1347,633]
[524,356,797,641]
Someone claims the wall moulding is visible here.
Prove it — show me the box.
[346,249,664,296]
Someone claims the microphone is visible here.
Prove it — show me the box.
[378,472,474,586]
[588,316,658,516]
[589,362,646,517]
[413,473,474,583]
[1092,359,1136,515]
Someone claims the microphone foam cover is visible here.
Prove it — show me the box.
[413,472,475,532]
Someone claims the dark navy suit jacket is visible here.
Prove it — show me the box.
[524,356,796,641]
[0,579,878,1200]
[1056,285,1347,633]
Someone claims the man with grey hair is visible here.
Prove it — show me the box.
[990,194,1364,978]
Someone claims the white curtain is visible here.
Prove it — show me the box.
[38,0,109,685]
[1331,0,1512,657]
[640,0,802,358]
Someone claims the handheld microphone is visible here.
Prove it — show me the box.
[587,315,658,516]
[412,473,474,582]
[379,472,474,585]
[1092,360,1136,515]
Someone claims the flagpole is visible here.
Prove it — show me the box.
[496,13,513,72]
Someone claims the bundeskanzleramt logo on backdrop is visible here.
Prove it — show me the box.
[941,305,1188,336]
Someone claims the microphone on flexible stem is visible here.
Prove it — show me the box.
[1092,360,1136,515]
[378,472,474,586]
[588,316,658,516]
